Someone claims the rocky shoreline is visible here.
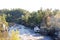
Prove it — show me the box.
[8,24,53,40]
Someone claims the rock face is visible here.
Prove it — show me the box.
[40,14,60,40]
[40,15,53,35]
[54,13,60,27]
[49,14,60,40]
[34,26,40,33]
[0,24,8,40]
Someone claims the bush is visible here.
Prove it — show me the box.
[10,30,21,40]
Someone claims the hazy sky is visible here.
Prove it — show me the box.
[0,0,60,12]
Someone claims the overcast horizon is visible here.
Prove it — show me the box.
[0,0,60,12]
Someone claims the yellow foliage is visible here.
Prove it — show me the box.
[10,30,21,40]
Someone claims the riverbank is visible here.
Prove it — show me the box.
[8,24,53,40]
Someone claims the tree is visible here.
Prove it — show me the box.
[44,9,52,27]
[21,11,31,24]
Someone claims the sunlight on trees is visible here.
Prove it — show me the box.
[10,30,21,40]
[0,14,8,40]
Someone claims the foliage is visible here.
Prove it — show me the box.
[0,8,59,28]
[0,8,60,40]
[0,14,8,40]
[10,30,21,40]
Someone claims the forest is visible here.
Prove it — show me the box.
[0,8,58,27]
[0,8,60,40]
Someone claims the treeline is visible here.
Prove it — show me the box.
[0,8,59,28]
[0,14,8,27]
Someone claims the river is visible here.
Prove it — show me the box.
[8,24,53,40]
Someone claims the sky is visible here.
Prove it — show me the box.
[0,0,60,12]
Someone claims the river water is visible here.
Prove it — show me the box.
[8,24,53,40]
